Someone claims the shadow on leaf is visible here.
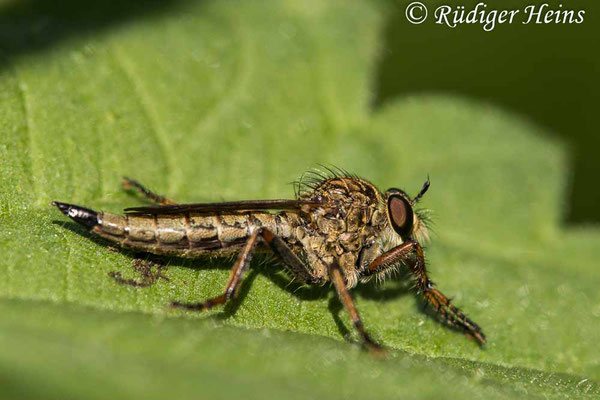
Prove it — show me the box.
[55,220,477,343]
[0,0,189,68]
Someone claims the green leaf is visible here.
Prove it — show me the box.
[0,0,598,398]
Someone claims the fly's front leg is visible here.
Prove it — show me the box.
[121,177,177,205]
[364,240,486,344]
[329,263,384,353]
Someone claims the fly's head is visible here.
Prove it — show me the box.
[384,178,431,244]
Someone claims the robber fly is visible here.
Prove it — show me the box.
[52,168,486,350]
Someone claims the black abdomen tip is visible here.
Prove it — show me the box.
[51,201,99,229]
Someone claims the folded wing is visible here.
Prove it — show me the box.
[124,199,327,215]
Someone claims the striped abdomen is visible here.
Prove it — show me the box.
[94,211,297,257]
[52,202,297,258]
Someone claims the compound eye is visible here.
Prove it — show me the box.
[388,195,413,237]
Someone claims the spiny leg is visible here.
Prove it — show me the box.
[364,240,486,344]
[170,228,323,310]
[329,262,383,353]
[121,177,177,205]
[260,229,324,285]
[171,230,261,310]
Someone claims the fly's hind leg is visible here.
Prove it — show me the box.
[170,228,323,311]
[170,230,261,311]
[363,240,486,344]
[121,177,177,205]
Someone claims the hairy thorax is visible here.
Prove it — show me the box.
[292,177,389,287]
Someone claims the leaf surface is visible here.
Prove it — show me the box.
[0,0,598,398]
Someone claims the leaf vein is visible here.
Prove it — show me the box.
[193,19,254,137]
[110,46,178,194]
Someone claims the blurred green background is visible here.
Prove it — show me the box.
[377,0,599,224]
[1,0,597,221]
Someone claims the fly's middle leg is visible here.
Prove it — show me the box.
[170,228,323,311]
[329,262,384,354]
[121,177,177,205]
[363,240,486,344]
[260,229,324,285]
